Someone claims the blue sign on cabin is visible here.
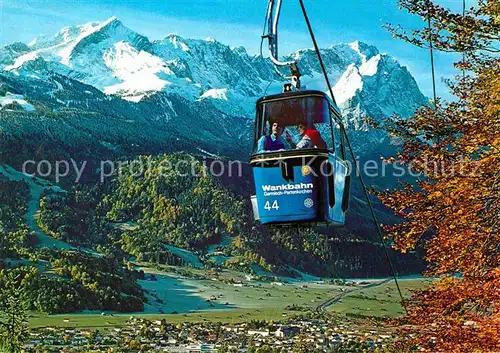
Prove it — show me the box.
[253,162,319,223]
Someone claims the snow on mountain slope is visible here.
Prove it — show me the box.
[348,41,379,64]
[149,35,276,115]
[333,64,363,106]
[59,17,124,66]
[62,17,153,81]
[152,35,269,95]
[102,41,173,98]
[27,20,106,50]
[5,17,119,70]
[0,92,35,111]
[2,17,428,129]
[281,42,382,102]
[331,53,382,107]
[359,54,381,76]
[5,17,179,100]
[167,34,190,52]
[199,88,228,101]
[197,87,256,117]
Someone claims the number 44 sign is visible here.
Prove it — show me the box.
[264,200,279,211]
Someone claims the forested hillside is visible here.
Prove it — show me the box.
[36,154,423,277]
[0,179,144,314]
[1,150,424,315]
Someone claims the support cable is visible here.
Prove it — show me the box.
[342,128,406,308]
[427,1,438,107]
[462,0,466,80]
[297,0,337,106]
[261,7,274,97]
[298,0,406,308]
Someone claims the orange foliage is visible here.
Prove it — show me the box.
[380,0,499,351]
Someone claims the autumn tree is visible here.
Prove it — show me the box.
[379,0,499,352]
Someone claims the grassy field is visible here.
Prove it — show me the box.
[29,270,344,328]
[28,279,432,328]
[137,265,344,314]
[29,308,303,328]
[27,260,431,328]
[328,278,433,318]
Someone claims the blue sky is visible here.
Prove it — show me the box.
[0,0,469,100]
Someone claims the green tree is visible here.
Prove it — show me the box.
[2,101,24,111]
[0,277,28,353]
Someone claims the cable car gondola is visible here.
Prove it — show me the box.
[250,0,350,227]
[250,89,350,226]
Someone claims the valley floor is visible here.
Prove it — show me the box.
[28,274,429,329]
[25,276,427,352]
[1,164,430,334]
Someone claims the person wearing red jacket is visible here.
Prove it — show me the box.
[286,123,327,149]
[305,125,327,149]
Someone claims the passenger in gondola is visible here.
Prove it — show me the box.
[256,121,290,153]
[305,125,327,149]
[286,123,313,149]
[287,123,327,149]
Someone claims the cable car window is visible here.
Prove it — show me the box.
[333,121,342,158]
[253,95,333,154]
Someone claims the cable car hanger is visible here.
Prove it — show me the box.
[262,0,302,92]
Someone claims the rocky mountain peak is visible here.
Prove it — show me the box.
[0,42,31,67]
[348,41,379,63]
[2,17,428,128]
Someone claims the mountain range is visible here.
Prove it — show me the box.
[0,17,427,155]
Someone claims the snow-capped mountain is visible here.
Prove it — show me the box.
[0,16,429,167]
[1,17,427,127]
[0,42,31,68]
[333,48,428,129]
[4,17,181,101]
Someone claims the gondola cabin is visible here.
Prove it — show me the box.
[250,90,350,226]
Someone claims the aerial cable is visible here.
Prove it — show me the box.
[297,0,337,106]
[427,0,438,108]
[260,2,271,58]
[261,4,278,96]
[462,0,466,80]
[297,0,407,308]
[342,128,406,309]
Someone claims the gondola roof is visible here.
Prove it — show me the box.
[256,89,342,120]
